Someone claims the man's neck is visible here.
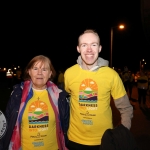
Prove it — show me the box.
[82,62,98,70]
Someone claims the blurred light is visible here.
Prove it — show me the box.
[119,25,124,29]
[6,69,12,77]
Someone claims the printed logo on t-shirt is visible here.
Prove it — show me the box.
[79,79,98,103]
[79,79,98,125]
[28,100,49,131]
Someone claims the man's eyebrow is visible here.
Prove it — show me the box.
[80,42,98,45]
[80,43,86,46]
[91,42,98,44]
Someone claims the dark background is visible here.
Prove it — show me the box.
[1,0,150,72]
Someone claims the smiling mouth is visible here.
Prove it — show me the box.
[85,54,94,57]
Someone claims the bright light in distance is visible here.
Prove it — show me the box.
[119,25,124,29]
[6,69,13,76]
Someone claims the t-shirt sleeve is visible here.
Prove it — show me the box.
[111,72,126,99]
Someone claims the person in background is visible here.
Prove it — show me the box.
[137,70,148,108]
[147,71,150,97]
[0,55,68,150]
[64,29,133,150]
[57,68,65,90]
[122,66,130,93]
[13,68,23,85]
[128,71,134,100]
[117,68,122,80]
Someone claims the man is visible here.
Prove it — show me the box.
[64,29,133,150]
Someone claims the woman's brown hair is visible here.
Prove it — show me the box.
[23,55,56,81]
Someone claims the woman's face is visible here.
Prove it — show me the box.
[28,61,52,90]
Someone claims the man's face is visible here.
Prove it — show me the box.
[29,61,52,90]
[77,33,102,69]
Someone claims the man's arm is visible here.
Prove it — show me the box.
[114,94,133,129]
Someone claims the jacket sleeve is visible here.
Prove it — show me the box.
[114,94,133,129]
[58,90,70,149]
[0,84,22,150]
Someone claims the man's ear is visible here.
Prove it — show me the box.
[99,45,102,53]
[77,46,80,53]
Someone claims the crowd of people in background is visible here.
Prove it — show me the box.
[115,66,150,108]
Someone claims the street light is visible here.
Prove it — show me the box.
[110,24,125,68]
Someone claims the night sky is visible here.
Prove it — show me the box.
[1,0,150,73]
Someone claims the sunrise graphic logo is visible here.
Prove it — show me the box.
[79,79,98,103]
[28,100,49,124]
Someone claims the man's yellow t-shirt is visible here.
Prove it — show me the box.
[64,65,126,145]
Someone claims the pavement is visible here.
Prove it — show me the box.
[130,86,150,150]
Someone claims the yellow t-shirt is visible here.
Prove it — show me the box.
[21,88,58,150]
[64,65,126,145]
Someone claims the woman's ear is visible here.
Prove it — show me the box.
[28,69,31,76]
[49,70,52,78]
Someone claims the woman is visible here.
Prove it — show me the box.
[0,55,69,150]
